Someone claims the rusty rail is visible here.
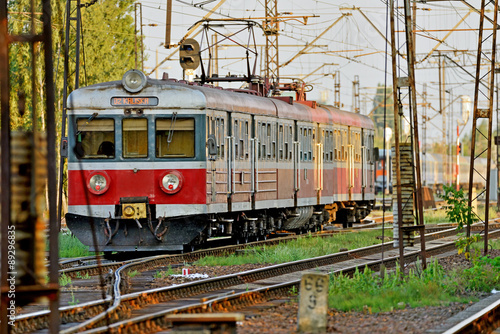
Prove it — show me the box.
[16,222,500,333]
[79,230,500,334]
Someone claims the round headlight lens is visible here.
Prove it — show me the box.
[160,171,183,194]
[88,172,110,195]
[122,69,147,93]
[163,174,179,191]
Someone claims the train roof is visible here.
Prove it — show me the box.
[68,76,374,129]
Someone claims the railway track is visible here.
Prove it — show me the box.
[67,227,500,334]
[55,220,458,281]
[15,221,500,334]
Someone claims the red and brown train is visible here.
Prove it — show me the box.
[65,69,376,252]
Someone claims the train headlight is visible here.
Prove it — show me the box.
[122,69,147,93]
[87,171,110,195]
[160,170,183,194]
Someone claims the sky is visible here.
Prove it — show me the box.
[136,0,495,145]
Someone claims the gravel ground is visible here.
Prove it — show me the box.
[150,250,500,333]
[238,250,500,334]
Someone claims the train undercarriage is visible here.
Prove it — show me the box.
[66,200,375,254]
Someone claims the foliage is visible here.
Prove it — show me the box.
[154,266,178,279]
[439,184,480,259]
[439,184,476,229]
[68,290,80,306]
[444,252,500,295]
[76,272,91,280]
[328,259,484,312]
[7,0,138,211]
[59,273,72,287]
[57,232,94,258]
[195,230,383,266]
[127,270,139,278]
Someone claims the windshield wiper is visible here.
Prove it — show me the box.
[76,112,99,136]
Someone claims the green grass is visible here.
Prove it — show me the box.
[57,232,94,258]
[195,230,384,266]
[423,209,449,224]
[154,266,179,279]
[328,259,490,313]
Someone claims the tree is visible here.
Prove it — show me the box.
[7,0,137,131]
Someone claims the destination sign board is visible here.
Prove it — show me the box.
[111,97,158,107]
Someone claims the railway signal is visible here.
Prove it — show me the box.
[179,38,200,70]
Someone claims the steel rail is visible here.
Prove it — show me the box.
[17,223,500,333]
[81,229,500,334]
[441,298,500,334]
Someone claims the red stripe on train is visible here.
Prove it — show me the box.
[68,169,206,205]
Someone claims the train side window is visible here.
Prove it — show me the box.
[333,130,337,160]
[243,121,249,159]
[234,119,239,160]
[123,118,148,158]
[215,117,225,160]
[155,118,194,158]
[76,118,115,159]
[271,123,276,160]
[278,124,284,161]
[310,128,314,161]
[299,127,304,161]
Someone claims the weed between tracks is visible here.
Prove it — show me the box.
[194,230,384,266]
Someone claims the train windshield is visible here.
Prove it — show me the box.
[76,118,115,159]
[123,118,148,158]
[155,118,195,158]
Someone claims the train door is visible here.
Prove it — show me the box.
[293,121,300,205]
[346,127,354,201]
[361,129,374,200]
[252,116,278,210]
[320,125,334,204]
[361,129,367,200]
[229,114,252,211]
[277,120,295,208]
[316,124,325,204]
[350,128,362,201]
[295,121,316,206]
[206,111,228,213]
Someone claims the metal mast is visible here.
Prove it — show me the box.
[467,0,498,255]
[353,75,360,113]
[1,1,59,333]
[58,0,82,230]
[264,0,279,82]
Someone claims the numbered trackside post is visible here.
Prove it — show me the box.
[297,272,329,333]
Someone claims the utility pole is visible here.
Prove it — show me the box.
[1,1,59,333]
[390,0,426,272]
[353,75,360,113]
[467,0,498,256]
[334,70,341,108]
[438,54,447,182]
[210,34,219,86]
[422,83,427,186]
[264,0,279,82]
[135,2,144,71]
[165,0,172,48]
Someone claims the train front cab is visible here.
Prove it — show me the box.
[66,79,209,252]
